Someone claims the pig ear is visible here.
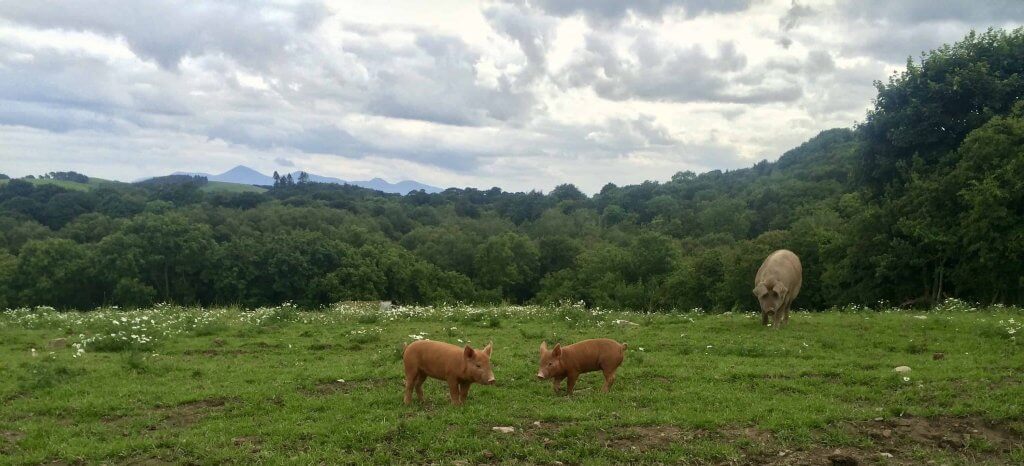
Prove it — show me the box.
[463,345,475,358]
[552,343,562,357]
[483,342,493,356]
[540,341,547,355]
[776,284,788,298]
[753,283,768,297]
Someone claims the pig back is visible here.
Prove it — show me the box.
[404,340,464,379]
[564,338,625,372]
[755,249,802,297]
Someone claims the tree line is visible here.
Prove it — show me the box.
[1,28,1022,311]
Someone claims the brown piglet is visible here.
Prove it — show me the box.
[537,338,626,395]
[402,340,495,405]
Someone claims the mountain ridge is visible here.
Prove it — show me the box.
[170,165,442,194]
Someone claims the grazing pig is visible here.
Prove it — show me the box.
[402,340,495,405]
[536,339,626,395]
[753,249,802,329]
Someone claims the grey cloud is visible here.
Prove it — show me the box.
[0,42,192,134]
[0,0,327,69]
[274,157,295,167]
[841,23,985,63]
[558,32,801,104]
[779,1,813,31]
[335,27,536,126]
[517,0,753,25]
[839,0,1024,24]
[832,1,1024,63]
[764,50,835,79]
[483,3,558,86]
[206,119,486,172]
[778,0,814,48]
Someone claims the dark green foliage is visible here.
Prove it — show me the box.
[42,171,89,183]
[1,29,1023,310]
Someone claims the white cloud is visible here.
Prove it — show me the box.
[0,0,1021,193]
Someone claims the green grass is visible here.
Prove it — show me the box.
[1,304,1022,464]
[0,177,121,191]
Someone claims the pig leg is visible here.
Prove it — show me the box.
[403,368,418,405]
[414,373,426,402]
[448,379,462,405]
[601,368,616,392]
[565,373,579,395]
[761,312,769,326]
[772,310,782,330]
[459,381,471,403]
[551,377,562,394]
[782,304,790,326]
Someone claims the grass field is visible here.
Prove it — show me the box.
[200,181,267,193]
[1,302,1022,465]
[0,177,121,192]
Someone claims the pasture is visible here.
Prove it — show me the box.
[1,302,1022,465]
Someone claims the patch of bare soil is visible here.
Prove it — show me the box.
[1,430,24,443]
[231,435,263,453]
[749,416,1022,466]
[182,348,250,357]
[719,426,774,444]
[151,397,233,429]
[300,378,399,396]
[121,458,176,466]
[1,430,25,454]
[600,425,696,451]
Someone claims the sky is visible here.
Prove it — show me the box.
[1,1,1023,193]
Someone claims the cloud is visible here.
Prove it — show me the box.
[777,0,814,48]
[1,0,1022,193]
[839,0,1024,24]
[557,31,802,104]
[519,0,754,25]
[0,0,327,69]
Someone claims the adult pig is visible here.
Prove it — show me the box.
[753,249,802,329]
[402,340,495,405]
[536,339,626,395]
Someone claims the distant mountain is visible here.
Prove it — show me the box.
[173,165,274,186]
[170,165,441,194]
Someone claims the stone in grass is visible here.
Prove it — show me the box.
[492,426,515,434]
[893,366,911,373]
[932,352,945,360]
[48,338,67,349]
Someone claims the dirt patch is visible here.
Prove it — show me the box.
[1,430,25,454]
[153,397,233,429]
[300,378,399,396]
[766,448,865,466]
[121,458,176,466]
[720,426,773,444]
[243,341,284,349]
[748,416,1022,466]
[600,425,695,451]
[182,348,250,357]
[307,343,335,351]
[100,414,128,424]
[854,416,1019,454]
[232,436,263,453]
[1,430,24,443]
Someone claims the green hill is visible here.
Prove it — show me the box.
[0,28,1022,311]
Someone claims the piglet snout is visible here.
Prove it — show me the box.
[536,372,545,380]
[486,377,496,385]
